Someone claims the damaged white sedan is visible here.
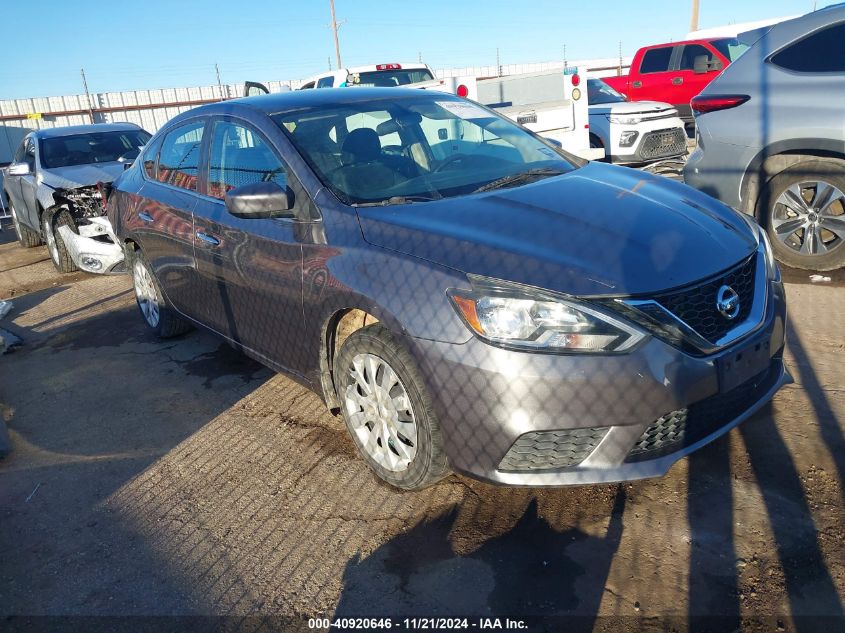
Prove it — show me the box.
[2,123,151,274]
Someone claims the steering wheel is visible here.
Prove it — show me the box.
[433,154,467,173]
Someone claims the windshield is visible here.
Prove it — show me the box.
[711,38,750,62]
[273,95,579,205]
[39,130,151,168]
[587,78,626,104]
[347,68,435,87]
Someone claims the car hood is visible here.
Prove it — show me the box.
[356,162,757,297]
[589,100,677,116]
[40,162,126,190]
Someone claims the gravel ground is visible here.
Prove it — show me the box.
[0,222,843,632]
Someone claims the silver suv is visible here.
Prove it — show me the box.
[684,5,845,271]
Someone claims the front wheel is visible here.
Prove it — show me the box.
[335,324,450,490]
[42,208,79,273]
[762,160,845,271]
[131,250,192,338]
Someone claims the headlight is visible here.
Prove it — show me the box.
[607,115,643,125]
[737,212,779,281]
[759,225,780,281]
[448,277,647,353]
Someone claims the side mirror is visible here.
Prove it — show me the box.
[7,162,31,176]
[224,181,294,219]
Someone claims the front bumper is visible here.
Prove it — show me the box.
[57,217,125,274]
[407,279,789,486]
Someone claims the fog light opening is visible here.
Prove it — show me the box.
[81,255,103,271]
[619,131,639,147]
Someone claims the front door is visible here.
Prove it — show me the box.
[192,117,306,374]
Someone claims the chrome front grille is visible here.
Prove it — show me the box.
[608,249,768,356]
[653,255,757,344]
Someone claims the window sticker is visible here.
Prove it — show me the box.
[435,101,493,120]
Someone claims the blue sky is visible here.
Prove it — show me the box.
[0,0,830,100]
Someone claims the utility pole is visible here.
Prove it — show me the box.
[329,0,342,69]
[215,63,225,100]
[618,41,623,76]
[563,44,567,70]
[328,56,332,71]
[80,68,95,124]
[496,48,502,77]
[690,0,700,33]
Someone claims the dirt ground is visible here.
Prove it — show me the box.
[0,222,843,632]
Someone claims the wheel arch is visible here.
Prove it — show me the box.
[740,140,845,220]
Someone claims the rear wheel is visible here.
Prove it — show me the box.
[131,250,192,338]
[762,160,845,271]
[335,324,450,490]
[42,208,78,273]
[8,199,42,248]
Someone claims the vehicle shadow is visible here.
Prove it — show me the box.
[332,486,626,630]
[740,403,844,628]
[686,436,740,632]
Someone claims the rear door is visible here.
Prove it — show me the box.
[629,45,678,104]
[192,116,306,372]
[4,138,28,216]
[132,119,205,316]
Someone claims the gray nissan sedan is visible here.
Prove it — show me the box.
[108,88,789,490]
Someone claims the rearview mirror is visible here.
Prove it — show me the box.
[224,181,294,219]
[7,162,31,176]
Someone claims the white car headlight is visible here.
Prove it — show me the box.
[449,277,647,353]
[607,115,643,125]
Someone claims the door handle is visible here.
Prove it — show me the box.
[196,231,220,246]
[671,77,683,85]
[138,211,154,223]
[632,80,642,88]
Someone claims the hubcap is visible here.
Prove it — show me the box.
[344,353,418,472]
[772,180,845,256]
[133,260,160,328]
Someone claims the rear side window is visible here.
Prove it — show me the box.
[771,22,845,72]
[207,120,287,200]
[640,47,673,73]
[157,121,204,191]
[679,44,714,70]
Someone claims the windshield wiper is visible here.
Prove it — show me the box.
[472,167,567,194]
[354,194,442,207]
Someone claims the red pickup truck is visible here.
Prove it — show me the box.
[603,37,749,123]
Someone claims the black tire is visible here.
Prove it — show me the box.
[335,324,450,490]
[42,208,79,273]
[589,133,604,150]
[130,249,193,338]
[8,199,42,248]
[760,159,845,271]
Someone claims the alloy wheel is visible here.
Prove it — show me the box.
[133,260,160,328]
[772,180,845,256]
[344,353,418,472]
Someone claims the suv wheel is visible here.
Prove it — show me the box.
[42,208,79,273]
[131,250,192,338]
[762,160,845,271]
[335,324,450,490]
[8,200,42,248]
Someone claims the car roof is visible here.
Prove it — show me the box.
[207,87,458,116]
[33,123,143,139]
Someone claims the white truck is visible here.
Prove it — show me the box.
[289,62,599,160]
